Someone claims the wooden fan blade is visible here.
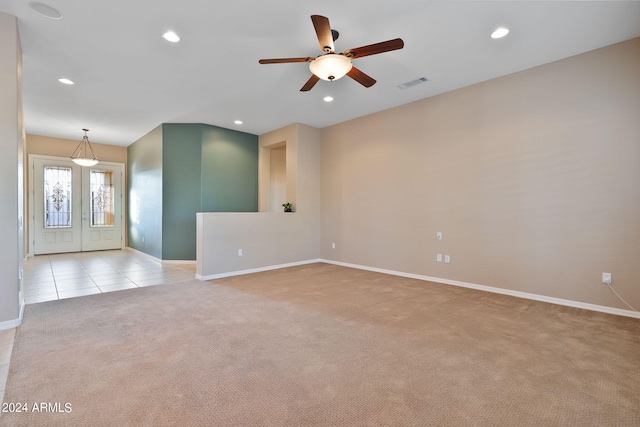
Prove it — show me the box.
[347,67,376,88]
[300,74,320,92]
[344,38,404,59]
[259,57,314,64]
[311,15,334,53]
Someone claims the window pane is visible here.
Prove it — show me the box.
[44,166,72,228]
[90,170,114,227]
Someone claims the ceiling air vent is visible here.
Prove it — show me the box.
[397,77,429,90]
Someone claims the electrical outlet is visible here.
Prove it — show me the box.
[444,255,451,264]
[238,249,243,257]
[141,236,145,243]
[436,254,442,262]
[332,243,336,249]
[602,272,611,284]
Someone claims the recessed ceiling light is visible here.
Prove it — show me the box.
[323,96,334,102]
[491,27,509,39]
[234,120,243,125]
[29,2,63,19]
[162,31,181,43]
[58,78,74,85]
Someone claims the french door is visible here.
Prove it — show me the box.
[30,155,124,255]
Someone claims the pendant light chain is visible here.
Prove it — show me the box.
[71,128,99,166]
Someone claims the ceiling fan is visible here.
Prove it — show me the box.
[259,15,404,92]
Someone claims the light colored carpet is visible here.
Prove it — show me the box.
[2,263,639,426]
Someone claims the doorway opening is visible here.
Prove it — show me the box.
[269,144,287,212]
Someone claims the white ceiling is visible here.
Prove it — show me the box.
[1,1,639,147]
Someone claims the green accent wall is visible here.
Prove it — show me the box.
[162,124,203,260]
[201,125,259,212]
[127,123,258,261]
[127,125,163,259]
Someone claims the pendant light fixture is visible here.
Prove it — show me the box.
[71,128,99,166]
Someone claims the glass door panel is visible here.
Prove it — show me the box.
[33,158,82,254]
[44,166,73,228]
[81,164,123,251]
[90,170,115,227]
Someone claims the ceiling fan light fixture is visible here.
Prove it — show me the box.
[71,129,99,166]
[309,54,352,81]
[259,15,403,91]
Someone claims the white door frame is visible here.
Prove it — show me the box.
[28,154,126,257]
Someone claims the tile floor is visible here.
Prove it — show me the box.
[0,249,196,404]
[22,249,196,304]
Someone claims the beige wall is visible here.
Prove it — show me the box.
[27,133,127,163]
[320,38,640,311]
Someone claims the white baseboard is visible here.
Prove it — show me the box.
[126,247,196,265]
[320,259,640,319]
[0,299,25,331]
[197,259,322,281]
[190,256,639,319]
[126,247,162,263]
